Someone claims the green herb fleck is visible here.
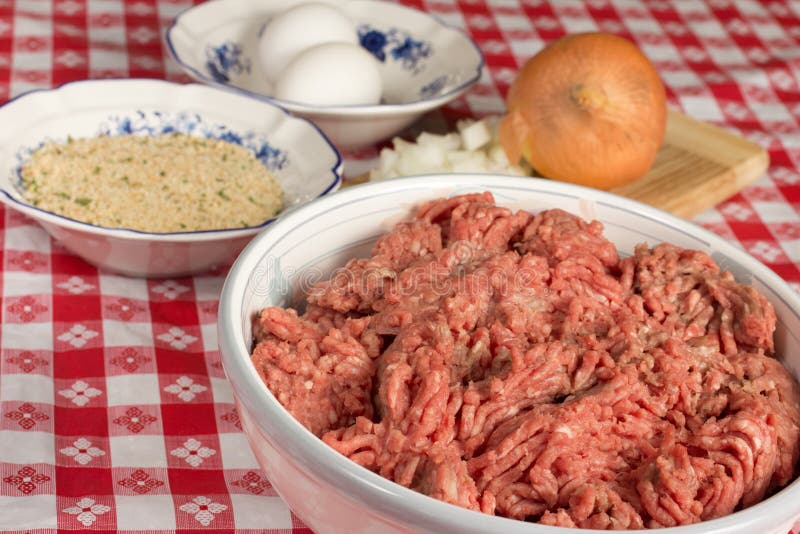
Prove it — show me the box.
[56,192,70,199]
[74,197,91,206]
[217,189,230,201]
[93,166,101,175]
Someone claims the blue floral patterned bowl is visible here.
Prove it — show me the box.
[0,79,342,277]
[166,0,484,150]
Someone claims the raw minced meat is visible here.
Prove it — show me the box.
[250,192,800,529]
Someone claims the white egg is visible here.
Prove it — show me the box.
[258,3,358,85]
[274,42,383,106]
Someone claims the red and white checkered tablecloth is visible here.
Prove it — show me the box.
[1,0,800,532]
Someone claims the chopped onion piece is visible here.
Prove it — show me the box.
[368,116,531,181]
[459,118,492,151]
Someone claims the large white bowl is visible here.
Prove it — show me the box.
[166,0,484,150]
[0,79,342,278]
[218,175,800,534]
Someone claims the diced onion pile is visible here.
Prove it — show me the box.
[368,116,532,181]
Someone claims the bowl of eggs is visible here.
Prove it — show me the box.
[166,0,484,150]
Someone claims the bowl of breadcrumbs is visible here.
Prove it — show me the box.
[0,79,342,277]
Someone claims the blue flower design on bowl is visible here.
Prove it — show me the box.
[205,41,251,83]
[359,29,388,61]
[357,25,432,73]
[420,75,450,99]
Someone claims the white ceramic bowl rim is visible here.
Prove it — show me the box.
[219,174,800,534]
[0,78,343,243]
[164,1,485,115]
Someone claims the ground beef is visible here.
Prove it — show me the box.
[250,193,800,529]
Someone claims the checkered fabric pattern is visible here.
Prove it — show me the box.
[0,0,799,532]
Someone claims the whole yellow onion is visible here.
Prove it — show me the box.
[498,32,667,190]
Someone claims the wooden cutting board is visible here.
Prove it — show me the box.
[611,109,769,218]
[347,109,768,219]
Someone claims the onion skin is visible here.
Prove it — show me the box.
[499,32,667,190]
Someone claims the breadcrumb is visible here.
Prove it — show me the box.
[20,133,284,233]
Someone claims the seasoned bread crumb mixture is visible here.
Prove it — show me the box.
[251,192,800,530]
[20,133,283,233]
